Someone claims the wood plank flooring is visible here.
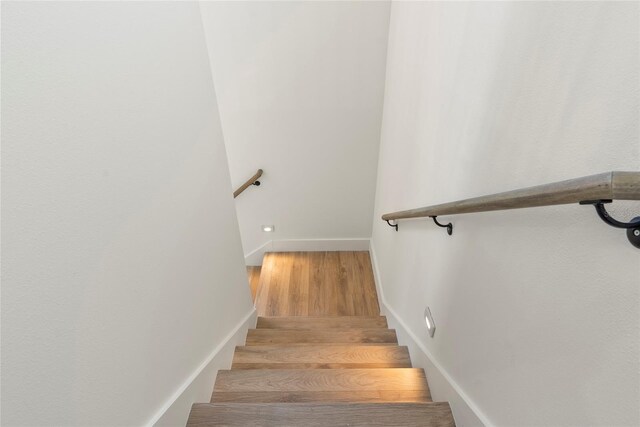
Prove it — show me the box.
[188,402,455,426]
[213,368,429,393]
[255,251,379,316]
[209,390,432,404]
[246,266,261,302]
[187,252,455,426]
[256,315,388,329]
[231,344,412,369]
[245,328,398,345]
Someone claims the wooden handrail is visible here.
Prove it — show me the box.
[233,169,263,198]
[382,171,640,221]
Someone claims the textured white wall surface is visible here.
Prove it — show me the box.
[200,1,390,256]
[1,2,253,425]
[372,2,639,426]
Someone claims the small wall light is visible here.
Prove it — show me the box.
[424,307,436,337]
[261,225,275,232]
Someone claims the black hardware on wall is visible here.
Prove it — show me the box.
[385,217,453,235]
[580,200,640,248]
[431,216,453,236]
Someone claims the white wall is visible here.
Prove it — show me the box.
[372,2,639,426]
[1,2,254,426]
[200,1,390,258]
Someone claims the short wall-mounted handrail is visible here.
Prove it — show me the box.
[233,169,263,198]
[382,171,640,247]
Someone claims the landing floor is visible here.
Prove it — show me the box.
[254,251,380,317]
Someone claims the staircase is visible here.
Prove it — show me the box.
[186,252,455,426]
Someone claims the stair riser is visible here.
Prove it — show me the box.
[211,390,431,403]
[257,316,388,329]
[214,368,429,393]
[232,362,411,369]
[245,329,398,345]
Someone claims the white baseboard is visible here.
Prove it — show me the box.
[147,308,257,427]
[244,238,371,266]
[368,241,492,427]
[244,241,273,266]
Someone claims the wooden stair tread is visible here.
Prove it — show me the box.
[187,402,455,427]
[211,390,431,403]
[232,344,411,369]
[246,328,397,345]
[257,316,388,329]
[214,368,428,392]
